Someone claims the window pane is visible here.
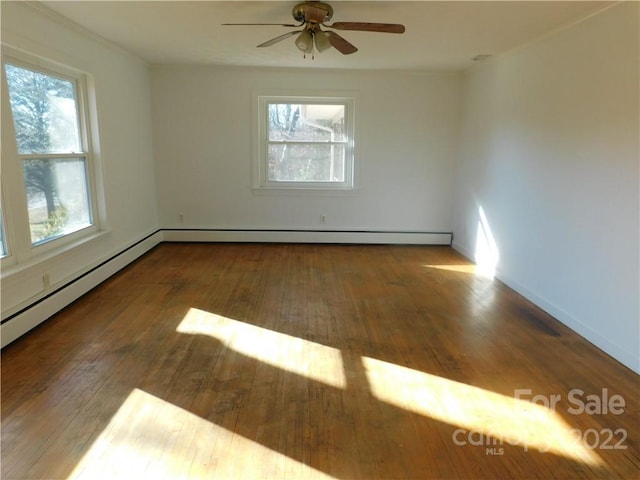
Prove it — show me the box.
[268,144,345,182]
[24,158,92,245]
[5,64,82,154]
[268,103,345,142]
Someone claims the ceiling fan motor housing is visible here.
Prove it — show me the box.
[292,2,333,23]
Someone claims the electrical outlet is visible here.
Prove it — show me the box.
[179,212,184,223]
[42,273,50,289]
[320,214,327,224]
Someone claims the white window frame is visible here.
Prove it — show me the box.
[1,48,105,268]
[254,93,356,191]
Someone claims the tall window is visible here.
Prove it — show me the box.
[256,95,355,190]
[4,60,94,246]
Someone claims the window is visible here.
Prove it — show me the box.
[5,63,92,245]
[2,55,98,255]
[255,95,355,190]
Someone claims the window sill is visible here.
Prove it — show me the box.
[1,228,112,280]
[252,187,361,197]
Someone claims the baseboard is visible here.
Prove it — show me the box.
[4,231,637,374]
[451,242,640,374]
[161,228,453,245]
[1,229,449,348]
[0,231,162,348]
[496,272,640,375]
[451,240,474,262]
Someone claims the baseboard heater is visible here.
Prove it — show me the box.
[0,231,163,348]
[162,228,452,245]
[1,228,451,348]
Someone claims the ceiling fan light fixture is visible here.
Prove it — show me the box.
[314,29,331,52]
[295,29,313,53]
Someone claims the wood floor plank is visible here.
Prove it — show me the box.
[1,243,638,479]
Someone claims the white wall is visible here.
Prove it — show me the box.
[151,66,461,234]
[1,3,159,342]
[452,3,639,373]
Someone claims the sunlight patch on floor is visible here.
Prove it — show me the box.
[177,307,346,389]
[362,356,602,466]
[424,264,483,275]
[67,388,336,480]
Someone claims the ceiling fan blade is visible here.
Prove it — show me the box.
[222,23,302,27]
[257,30,302,48]
[326,31,358,55]
[328,22,405,34]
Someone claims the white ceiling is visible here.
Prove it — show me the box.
[39,1,614,71]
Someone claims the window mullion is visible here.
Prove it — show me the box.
[267,141,347,146]
[19,153,88,161]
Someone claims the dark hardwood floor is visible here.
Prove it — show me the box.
[1,243,638,479]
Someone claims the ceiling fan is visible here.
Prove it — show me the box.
[222,1,405,57]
